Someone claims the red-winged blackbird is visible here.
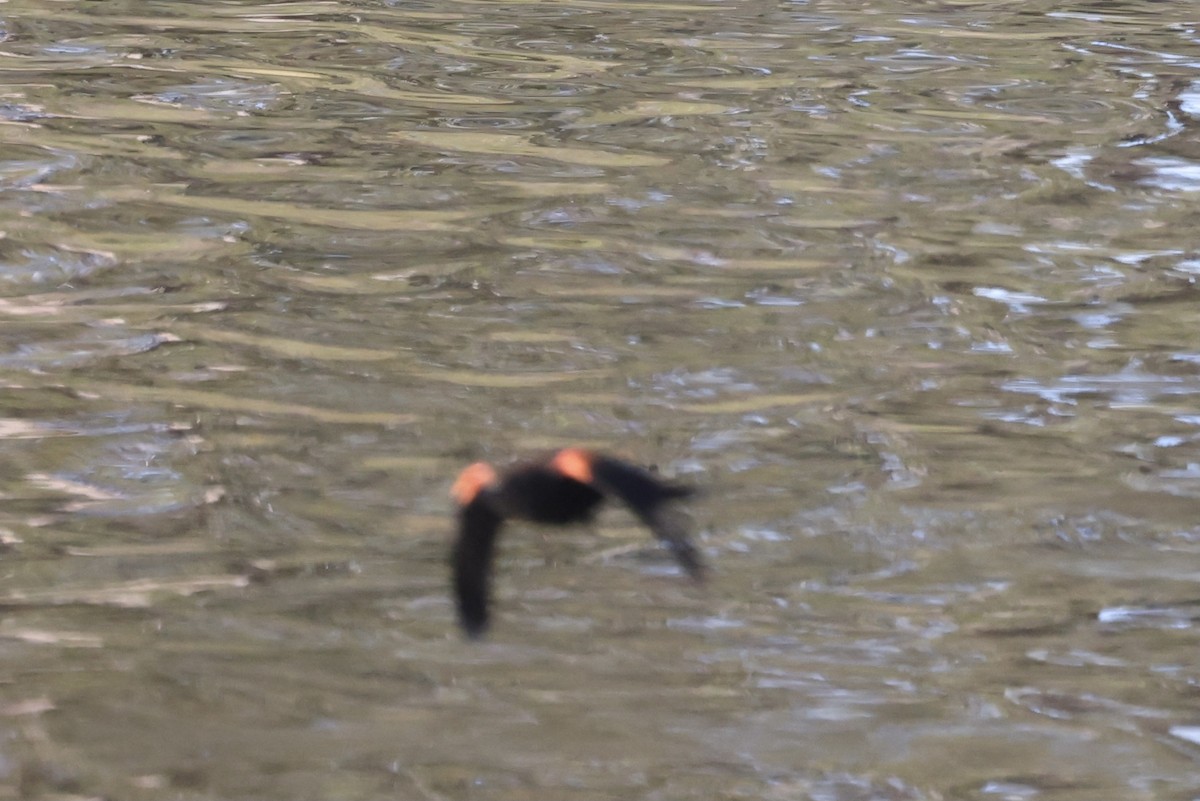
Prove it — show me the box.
[450,448,703,638]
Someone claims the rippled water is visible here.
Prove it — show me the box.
[3,0,1200,798]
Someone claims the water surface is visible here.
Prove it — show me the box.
[2,0,1200,798]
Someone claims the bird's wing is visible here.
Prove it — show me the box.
[588,455,705,579]
[452,500,505,638]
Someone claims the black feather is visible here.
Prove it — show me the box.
[452,499,504,638]
[495,467,604,524]
[589,455,704,579]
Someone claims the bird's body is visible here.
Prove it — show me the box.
[479,464,605,524]
[450,448,702,638]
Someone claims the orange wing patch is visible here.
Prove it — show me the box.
[452,462,499,505]
[550,448,595,485]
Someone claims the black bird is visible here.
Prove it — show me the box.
[450,448,702,638]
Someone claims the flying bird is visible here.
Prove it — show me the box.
[449,448,703,638]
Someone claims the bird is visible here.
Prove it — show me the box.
[449,447,703,638]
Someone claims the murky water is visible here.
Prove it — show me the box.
[2,0,1200,798]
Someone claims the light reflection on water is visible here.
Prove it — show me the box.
[1,0,1200,798]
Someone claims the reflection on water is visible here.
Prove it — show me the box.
[3,0,1200,797]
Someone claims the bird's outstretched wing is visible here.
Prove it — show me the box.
[452,500,504,638]
[588,455,705,579]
